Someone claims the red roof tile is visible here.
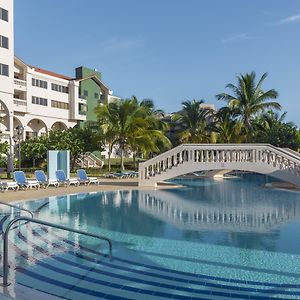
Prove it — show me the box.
[30,66,72,81]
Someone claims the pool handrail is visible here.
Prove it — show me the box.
[0,201,34,218]
[1,216,113,286]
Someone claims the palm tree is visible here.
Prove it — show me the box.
[216,72,281,141]
[95,97,171,171]
[210,107,245,143]
[253,110,299,149]
[173,99,213,143]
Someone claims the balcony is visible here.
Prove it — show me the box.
[13,99,28,113]
[78,97,87,104]
[14,79,27,91]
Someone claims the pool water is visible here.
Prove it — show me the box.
[1,173,300,299]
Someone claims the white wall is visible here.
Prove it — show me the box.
[0,0,14,136]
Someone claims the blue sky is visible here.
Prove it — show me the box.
[15,0,300,125]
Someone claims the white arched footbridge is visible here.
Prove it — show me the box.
[139,144,300,187]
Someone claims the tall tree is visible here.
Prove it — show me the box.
[216,72,281,141]
[95,97,171,171]
[253,111,300,149]
[173,99,213,143]
[210,107,245,143]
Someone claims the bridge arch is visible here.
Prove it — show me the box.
[139,144,300,187]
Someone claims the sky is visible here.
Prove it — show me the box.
[14,0,300,125]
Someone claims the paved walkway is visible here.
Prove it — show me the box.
[0,178,179,203]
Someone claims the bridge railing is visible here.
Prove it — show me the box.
[139,144,300,185]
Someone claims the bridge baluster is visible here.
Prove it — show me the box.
[179,151,183,164]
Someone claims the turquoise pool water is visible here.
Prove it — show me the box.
[2,173,300,299]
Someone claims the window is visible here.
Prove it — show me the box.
[79,103,87,115]
[0,63,9,76]
[94,92,99,99]
[0,35,8,49]
[32,78,48,89]
[0,8,8,22]
[32,96,48,106]
[83,90,88,97]
[51,100,69,110]
[51,83,68,93]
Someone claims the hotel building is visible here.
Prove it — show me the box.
[0,0,118,142]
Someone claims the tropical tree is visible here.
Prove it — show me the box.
[21,136,48,167]
[0,141,9,167]
[216,72,281,141]
[172,99,213,143]
[47,127,99,169]
[95,97,171,171]
[210,107,245,143]
[253,111,300,149]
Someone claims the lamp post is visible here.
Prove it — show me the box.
[13,125,24,170]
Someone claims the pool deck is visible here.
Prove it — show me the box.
[0,178,180,203]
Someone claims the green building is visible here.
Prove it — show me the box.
[75,66,117,126]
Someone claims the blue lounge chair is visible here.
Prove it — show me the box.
[35,170,59,188]
[55,170,79,187]
[13,171,40,190]
[77,169,99,185]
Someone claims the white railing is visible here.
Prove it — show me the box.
[138,190,300,232]
[77,152,103,168]
[14,79,27,88]
[139,144,300,187]
[13,99,27,106]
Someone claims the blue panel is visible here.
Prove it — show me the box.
[47,150,70,180]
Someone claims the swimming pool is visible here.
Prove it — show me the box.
[1,173,300,299]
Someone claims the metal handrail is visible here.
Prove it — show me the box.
[1,216,113,286]
[0,201,34,218]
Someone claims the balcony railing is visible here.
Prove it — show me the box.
[14,99,27,106]
[14,79,27,91]
[14,79,26,86]
[13,99,28,113]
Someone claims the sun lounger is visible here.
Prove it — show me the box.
[77,169,99,185]
[35,170,59,188]
[13,171,40,190]
[0,181,19,192]
[55,170,79,187]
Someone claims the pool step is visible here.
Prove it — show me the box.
[1,225,299,300]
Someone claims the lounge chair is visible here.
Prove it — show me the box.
[0,181,19,192]
[55,170,79,187]
[13,171,40,190]
[77,169,99,185]
[35,170,59,188]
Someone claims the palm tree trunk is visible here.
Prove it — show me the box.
[108,144,113,172]
[120,148,125,171]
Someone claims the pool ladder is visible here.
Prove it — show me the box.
[0,206,113,287]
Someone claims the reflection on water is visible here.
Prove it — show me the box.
[24,174,300,254]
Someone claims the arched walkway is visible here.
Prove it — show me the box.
[26,118,48,139]
[0,100,10,133]
[51,121,68,131]
[139,144,300,187]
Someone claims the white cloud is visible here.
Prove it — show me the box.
[280,14,300,24]
[221,33,249,43]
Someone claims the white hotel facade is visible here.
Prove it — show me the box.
[0,0,117,143]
